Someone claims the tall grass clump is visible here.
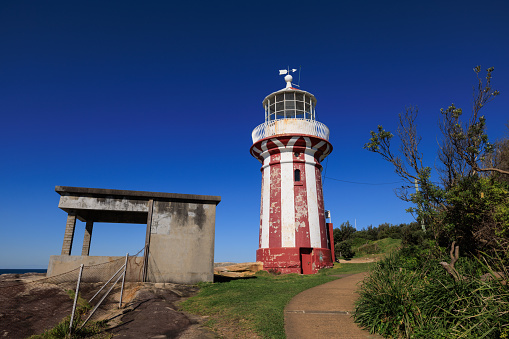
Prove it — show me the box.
[354,246,509,338]
[29,290,110,339]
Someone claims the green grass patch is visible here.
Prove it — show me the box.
[29,290,110,339]
[181,263,373,338]
[324,262,376,275]
[354,249,509,338]
[352,237,401,258]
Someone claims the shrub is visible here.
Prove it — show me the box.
[354,249,509,338]
[336,241,355,259]
[356,242,380,255]
[401,222,427,246]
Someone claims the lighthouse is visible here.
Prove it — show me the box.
[250,71,333,274]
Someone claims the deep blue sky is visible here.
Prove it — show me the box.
[1,1,508,268]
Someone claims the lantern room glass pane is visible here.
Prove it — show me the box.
[276,94,284,102]
[285,92,295,100]
[296,92,304,101]
[286,103,295,118]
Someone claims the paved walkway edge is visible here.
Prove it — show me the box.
[284,272,382,339]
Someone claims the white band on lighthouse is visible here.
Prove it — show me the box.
[280,151,295,248]
[304,140,321,248]
[250,74,333,274]
[261,163,270,248]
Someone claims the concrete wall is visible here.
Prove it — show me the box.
[47,255,144,282]
[52,186,220,284]
[59,195,148,212]
[147,201,216,284]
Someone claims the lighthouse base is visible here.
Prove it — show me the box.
[256,247,333,275]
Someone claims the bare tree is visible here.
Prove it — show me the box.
[364,66,509,254]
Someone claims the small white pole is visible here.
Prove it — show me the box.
[415,178,426,232]
[119,253,128,308]
[80,270,124,329]
[69,264,84,334]
[89,264,125,303]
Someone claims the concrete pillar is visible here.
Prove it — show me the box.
[81,220,94,256]
[61,213,76,255]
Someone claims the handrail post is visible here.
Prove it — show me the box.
[89,264,125,303]
[80,271,124,329]
[119,253,128,308]
[69,264,84,334]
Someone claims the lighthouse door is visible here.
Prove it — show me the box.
[300,248,313,275]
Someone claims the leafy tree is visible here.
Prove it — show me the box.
[365,225,379,240]
[333,221,356,243]
[484,123,509,185]
[364,66,509,256]
[401,222,426,246]
[336,240,355,259]
[378,223,404,240]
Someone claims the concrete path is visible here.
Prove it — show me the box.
[284,272,382,339]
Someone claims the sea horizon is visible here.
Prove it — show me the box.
[0,269,47,275]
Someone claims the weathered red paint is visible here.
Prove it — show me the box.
[300,249,313,275]
[257,247,333,274]
[257,247,302,274]
[293,156,310,248]
[259,173,264,248]
[251,134,333,275]
[269,153,281,248]
[327,222,335,262]
[315,166,328,249]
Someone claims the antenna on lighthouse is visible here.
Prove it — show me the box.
[296,65,302,87]
[278,67,299,88]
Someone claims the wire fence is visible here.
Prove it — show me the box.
[0,248,150,337]
[0,247,145,290]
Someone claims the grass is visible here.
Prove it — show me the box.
[351,237,402,258]
[181,263,373,338]
[29,290,110,339]
[325,262,376,275]
[354,249,509,338]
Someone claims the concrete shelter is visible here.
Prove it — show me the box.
[47,186,221,284]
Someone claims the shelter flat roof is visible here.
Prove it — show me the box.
[55,186,221,205]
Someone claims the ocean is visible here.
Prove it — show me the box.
[0,269,47,275]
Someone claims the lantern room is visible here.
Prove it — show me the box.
[252,75,330,144]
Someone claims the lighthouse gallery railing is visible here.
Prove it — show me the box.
[251,119,330,143]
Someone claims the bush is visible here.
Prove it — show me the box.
[336,241,355,259]
[29,291,108,339]
[333,221,356,243]
[354,249,509,338]
[356,242,380,255]
[401,222,428,246]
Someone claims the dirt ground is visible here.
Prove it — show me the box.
[0,274,73,338]
[0,273,216,339]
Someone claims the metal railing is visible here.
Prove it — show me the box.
[251,119,330,143]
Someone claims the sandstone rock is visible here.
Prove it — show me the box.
[213,262,264,277]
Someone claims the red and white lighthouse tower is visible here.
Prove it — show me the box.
[250,72,333,274]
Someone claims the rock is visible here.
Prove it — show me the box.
[214,262,264,277]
